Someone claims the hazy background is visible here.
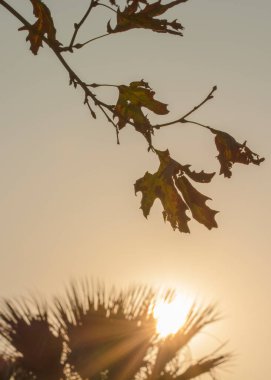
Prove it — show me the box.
[0,1,270,379]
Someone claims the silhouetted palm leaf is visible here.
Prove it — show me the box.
[0,300,63,380]
[0,355,16,379]
[55,283,157,380]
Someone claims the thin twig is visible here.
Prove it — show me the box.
[59,34,111,52]
[84,94,97,119]
[153,86,217,129]
[97,2,117,13]
[182,85,217,119]
[87,83,118,88]
[75,33,110,48]
[183,120,216,133]
[60,33,110,53]
[68,0,97,51]
[98,105,120,145]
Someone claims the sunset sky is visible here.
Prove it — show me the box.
[0,1,270,379]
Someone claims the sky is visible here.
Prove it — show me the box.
[0,0,270,379]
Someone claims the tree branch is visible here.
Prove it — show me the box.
[0,0,119,142]
[68,0,98,51]
[0,0,31,29]
[0,0,219,153]
[153,86,217,129]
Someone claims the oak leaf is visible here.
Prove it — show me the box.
[114,80,168,145]
[211,129,265,178]
[134,150,217,233]
[107,0,187,36]
[19,0,58,55]
[175,176,218,230]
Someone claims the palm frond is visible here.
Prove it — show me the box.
[0,299,64,380]
[176,352,231,380]
[151,304,220,377]
[54,282,157,380]
[0,355,16,380]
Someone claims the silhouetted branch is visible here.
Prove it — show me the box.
[68,0,98,52]
[0,0,31,29]
[75,32,111,49]
[0,0,216,147]
[153,86,217,130]
[0,0,121,144]
[97,2,118,13]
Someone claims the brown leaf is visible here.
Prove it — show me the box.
[19,0,59,55]
[211,129,265,178]
[180,165,215,183]
[175,176,218,230]
[135,168,190,233]
[114,80,168,145]
[107,0,187,36]
[134,150,217,233]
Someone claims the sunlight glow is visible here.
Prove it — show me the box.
[153,294,192,338]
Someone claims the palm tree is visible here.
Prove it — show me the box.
[0,282,230,380]
[0,300,63,380]
[0,355,16,379]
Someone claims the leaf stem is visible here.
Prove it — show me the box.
[183,120,215,133]
[97,2,117,13]
[77,33,111,48]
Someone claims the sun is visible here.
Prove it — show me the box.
[153,294,193,338]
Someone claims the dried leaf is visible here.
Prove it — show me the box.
[134,150,217,233]
[135,168,190,233]
[211,129,265,178]
[114,80,168,145]
[180,165,215,183]
[175,176,218,230]
[107,0,187,36]
[19,0,59,55]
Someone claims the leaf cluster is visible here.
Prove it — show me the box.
[0,282,230,380]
